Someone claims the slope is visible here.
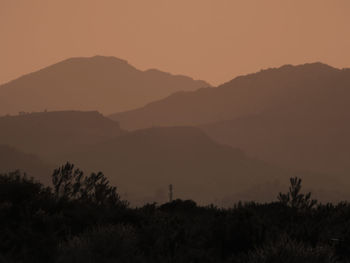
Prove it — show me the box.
[0,56,210,115]
[66,126,344,205]
[0,145,53,185]
[110,63,350,130]
[0,110,125,162]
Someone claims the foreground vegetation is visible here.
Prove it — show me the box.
[1,163,350,263]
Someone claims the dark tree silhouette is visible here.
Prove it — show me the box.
[0,170,50,205]
[2,168,350,263]
[52,162,126,207]
[278,177,317,209]
[52,163,83,200]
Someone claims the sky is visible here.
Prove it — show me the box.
[1,0,350,86]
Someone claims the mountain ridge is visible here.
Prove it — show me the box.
[0,110,345,205]
[109,62,350,130]
[0,56,211,115]
[0,110,125,161]
[109,62,350,176]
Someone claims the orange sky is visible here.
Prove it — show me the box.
[1,0,350,86]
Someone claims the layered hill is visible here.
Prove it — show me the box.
[0,111,344,204]
[0,145,53,184]
[0,111,125,161]
[110,63,350,130]
[110,63,350,175]
[66,126,344,205]
[0,56,210,115]
[200,110,350,176]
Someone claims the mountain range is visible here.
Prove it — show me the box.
[110,63,350,175]
[1,59,349,205]
[0,56,210,115]
[0,111,345,205]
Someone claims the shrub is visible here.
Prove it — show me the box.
[230,235,336,263]
[56,224,142,263]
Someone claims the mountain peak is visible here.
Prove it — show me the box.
[218,62,343,88]
[275,62,338,72]
[50,55,136,72]
[251,61,338,77]
[63,55,129,64]
[0,56,209,115]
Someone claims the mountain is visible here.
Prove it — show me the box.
[0,111,125,161]
[200,110,350,176]
[0,145,53,184]
[110,62,350,130]
[0,111,344,204]
[0,56,210,115]
[66,126,344,205]
[110,63,350,175]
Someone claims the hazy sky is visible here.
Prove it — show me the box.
[1,0,350,85]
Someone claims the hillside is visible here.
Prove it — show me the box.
[66,126,343,205]
[110,63,350,176]
[0,145,52,184]
[0,111,345,204]
[200,110,350,176]
[0,56,210,115]
[0,111,125,161]
[110,63,350,130]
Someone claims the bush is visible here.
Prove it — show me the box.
[231,235,337,263]
[52,163,127,208]
[56,224,142,263]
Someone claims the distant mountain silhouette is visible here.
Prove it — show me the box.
[0,111,125,161]
[110,62,350,129]
[65,126,343,205]
[0,56,210,115]
[200,110,350,176]
[0,111,344,204]
[110,63,350,175]
[0,145,52,184]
